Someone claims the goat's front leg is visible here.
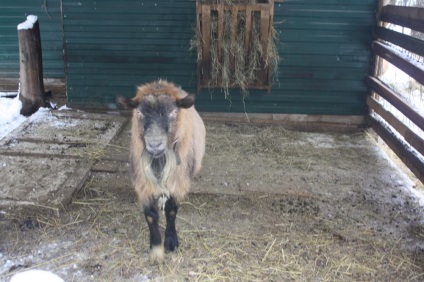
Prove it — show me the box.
[143,201,164,260]
[164,197,179,252]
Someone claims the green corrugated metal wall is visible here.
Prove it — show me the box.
[63,0,376,115]
[0,0,64,79]
[63,0,198,107]
[1,0,376,115]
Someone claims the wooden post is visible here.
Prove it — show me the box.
[373,0,391,78]
[17,15,47,116]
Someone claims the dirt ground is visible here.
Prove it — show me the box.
[1,120,424,281]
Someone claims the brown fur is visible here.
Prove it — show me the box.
[132,80,186,103]
[128,80,206,206]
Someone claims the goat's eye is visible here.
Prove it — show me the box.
[169,109,177,119]
[136,109,144,118]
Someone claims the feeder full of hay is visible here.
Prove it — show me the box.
[194,0,279,97]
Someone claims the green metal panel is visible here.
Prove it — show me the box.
[64,0,377,115]
[0,0,64,79]
[63,0,198,108]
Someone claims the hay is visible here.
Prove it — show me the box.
[2,191,422,281]
[192,0,280,98]
[1,123,423,281]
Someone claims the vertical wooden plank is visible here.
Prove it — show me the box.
[267,1,274,93]
[259,9,270,87]
[201,5,211,86]
[196,1,201,92]
[230,7,238,84]
[245,8,252,61]
[216,5,224,87]
[218,7,224,64]
[217,6,223,87]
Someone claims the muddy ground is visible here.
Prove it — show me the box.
[1,120,424,281]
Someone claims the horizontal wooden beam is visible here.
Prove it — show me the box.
[365,76,424,132]
[374,26,424,57]
[199,112,365,132]
[368,114,424,184]
[372,41,424,86]
[201,3,272,12]
[380,5,424,33]
[367,96,424,156]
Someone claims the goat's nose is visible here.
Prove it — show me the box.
[146,140,165,157]
[149,140,161,148]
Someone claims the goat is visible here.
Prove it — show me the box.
[117,80,206,260]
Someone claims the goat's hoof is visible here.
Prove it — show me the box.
[150,245,164,261]
[164,234,179,252]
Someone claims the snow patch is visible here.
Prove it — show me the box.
[0,95,26,140]
[17,15,38,30]
[58,105,72,111]
[0,92,75,140]
[27,107,79,129]
[305,134,335,148]
[10,270,64,282]
[0,257,14,276]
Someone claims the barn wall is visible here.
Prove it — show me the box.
[0,0,376,116]
[0,0,64,80]
[62,0,197,107]
[63,0,376,115]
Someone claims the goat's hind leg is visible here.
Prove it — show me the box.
[144,200,164,260]
[164,197,179,252]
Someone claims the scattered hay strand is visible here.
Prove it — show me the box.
[262,237,277,262]
[2,123,424,281]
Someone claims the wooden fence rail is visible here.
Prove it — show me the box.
[368,114,424,183]
[380,5,424,33]
[374,26,424,58]
[366,76,424,132]
[372,41,424,86]
[367,96,424,157]
[370,5,424,183]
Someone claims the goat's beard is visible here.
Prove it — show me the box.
[141,147,177,193]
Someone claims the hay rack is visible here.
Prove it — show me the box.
[196,0,275,94]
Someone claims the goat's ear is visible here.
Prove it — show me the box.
[176,95,195,109]
[116,96,138,110]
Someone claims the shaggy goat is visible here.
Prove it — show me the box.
[117,80,206,260]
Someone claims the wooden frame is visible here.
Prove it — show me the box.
[196,0,274,93]
[370,4,424,183]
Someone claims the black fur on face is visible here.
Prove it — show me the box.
[138,95,177,135]
[136,95,178,157]
[116,92,195,157]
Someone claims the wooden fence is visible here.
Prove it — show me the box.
[367,5,424,183]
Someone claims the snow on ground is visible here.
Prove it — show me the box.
[10,270,64,282]
[0,94,26,140]
[0,93,67,141]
